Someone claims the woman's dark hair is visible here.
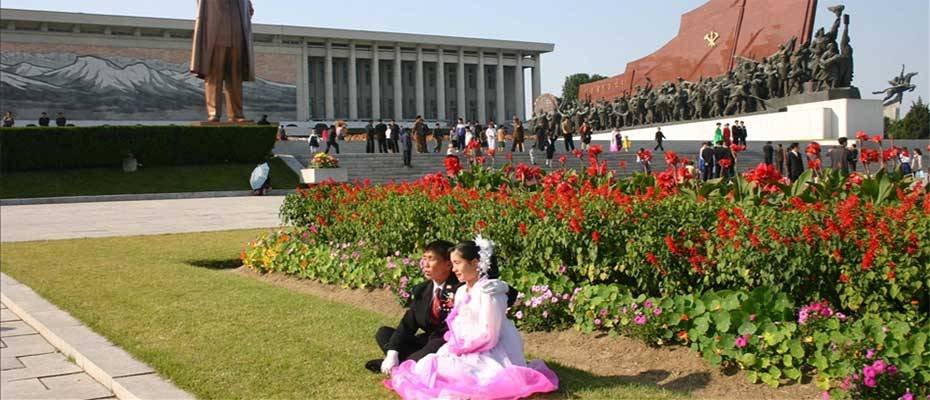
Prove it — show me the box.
[450,240,500,278]
[915,148,923,156]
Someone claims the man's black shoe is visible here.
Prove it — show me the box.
[365,359,383,373]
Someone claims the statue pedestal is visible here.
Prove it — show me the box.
[191,120,256,126]
[883,102,901,121]
[591,98,883,142]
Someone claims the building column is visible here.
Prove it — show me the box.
[456,47,466,120]
[531,54,542,108]
[394,45,403,120]
[495,50,505,125]
[297,40,309,121]
[477,50,486,123]
[371,44,381,120]
[515,52,525,121]
[348,41,358,120]
[324,40,335,120]
[415,46,425,118]
[436,48,446,123]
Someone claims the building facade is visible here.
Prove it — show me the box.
[0,9,553,123]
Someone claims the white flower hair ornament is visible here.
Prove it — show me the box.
[474,234,494,276]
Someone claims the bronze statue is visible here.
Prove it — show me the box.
[873,65,918,106]
[190,0,255,123]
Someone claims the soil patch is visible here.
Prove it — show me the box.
[233,267,819,399]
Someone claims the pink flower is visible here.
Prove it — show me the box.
[749,314,756,321]
[735,335,749,349]
[862,365,876,379]
[542,310,549,318]
[594,318,602,326]
[653,307,663,316]
[866,349,876,359]
[515,311,523,320]
[872,360,887,374]
[899,390,914,400]
[644,300,654,309]
[633,314,647,325]
[822,391,830,400]
[863,376,876,388]
[310,225,318,234]
[599,308,609,317]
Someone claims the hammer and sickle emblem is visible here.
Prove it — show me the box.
[704,31,720,48]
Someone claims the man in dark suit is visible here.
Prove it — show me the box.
[763,141,774,165]
[787,142,805,182]
[829,137,850,175]
[374,119,388,153]
[739,121,748,147]
[700,142,715,181]
[365,121,375,153]
[653,127,665,151]
[38,112,50,127]
[389,120,401,153]
[55,112,67,127]
[713,141,732,178]
[367,240,516,374]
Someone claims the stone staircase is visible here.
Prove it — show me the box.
[275,139,773,185]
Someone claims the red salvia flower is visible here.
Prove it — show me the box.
[591,230,600,242]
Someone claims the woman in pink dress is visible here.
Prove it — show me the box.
[385,237,559,400]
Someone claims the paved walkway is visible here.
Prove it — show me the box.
[1,301,115,400]
[1,195,285,242]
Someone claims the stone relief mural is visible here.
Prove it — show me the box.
[0,51,296,121]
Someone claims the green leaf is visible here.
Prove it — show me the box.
[738,321,757,335]
[712,311,732,333]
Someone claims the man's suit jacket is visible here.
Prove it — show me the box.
[375,123,387,140]
[763,144,774,164]
[788,151,804,181]
[387,276,518,358]
[830,146,850,175]
[387,277,460,354]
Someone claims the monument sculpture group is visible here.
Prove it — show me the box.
[546,5,857,133]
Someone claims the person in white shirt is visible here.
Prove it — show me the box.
[485,123,497,150]
[385,126,394,153]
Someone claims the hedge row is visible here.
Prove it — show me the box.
[0,125,277,171]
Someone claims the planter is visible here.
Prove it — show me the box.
[300,167,347,184]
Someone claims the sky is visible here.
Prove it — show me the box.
[3,0,928,113]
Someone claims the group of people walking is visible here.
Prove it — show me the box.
[2,111,70,127]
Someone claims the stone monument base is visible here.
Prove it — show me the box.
[191,120,256,126]
[592,98,883,142]
[883,102,901,121]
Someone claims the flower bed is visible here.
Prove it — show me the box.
[244,150,929,399]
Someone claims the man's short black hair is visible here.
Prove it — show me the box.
[424,240,454,261]
[838,137,848,145]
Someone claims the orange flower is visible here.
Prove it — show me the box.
[677,330,689,341]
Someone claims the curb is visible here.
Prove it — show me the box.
[0,273,195,400]
[1,189,293,206]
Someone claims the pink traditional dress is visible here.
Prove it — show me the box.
[385,278,559,399]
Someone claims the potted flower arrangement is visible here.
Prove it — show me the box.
[300,152,347,184]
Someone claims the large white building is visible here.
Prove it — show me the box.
[0,8,554,123]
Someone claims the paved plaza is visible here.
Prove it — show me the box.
[1,196,285,242]
[1,300,115,400]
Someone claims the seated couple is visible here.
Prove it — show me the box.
[366,237,559,399]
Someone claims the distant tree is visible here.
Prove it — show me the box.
[887,97,930,139]
[561,73,608,104]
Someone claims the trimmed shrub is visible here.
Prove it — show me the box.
[1,125,277,171]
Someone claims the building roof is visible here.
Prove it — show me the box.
[0,8,555,53]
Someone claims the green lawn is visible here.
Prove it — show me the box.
[0,230,683,399]
[0,158,298,199]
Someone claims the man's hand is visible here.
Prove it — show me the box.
[380,350,399,374]
[481,279,509,296]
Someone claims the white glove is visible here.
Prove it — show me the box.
[380,350,399,374]
[481,279,509,297]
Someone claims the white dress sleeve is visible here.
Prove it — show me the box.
[446,283,504,355]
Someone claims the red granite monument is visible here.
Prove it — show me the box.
[578,0,818,101]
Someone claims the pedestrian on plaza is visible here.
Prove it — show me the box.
[713,122,723,144]
[485,122,497,150]
[510,117,525,152]
[763,141,774,165]
[722,123,732,146]
[365,120,376,153]
[700,142,714,181]
[900,149,912,175]
[787,142,804,183]
[622,135,632,152]
[38,112,50,127]
[609,127,620,152]
[912,148,925,179]
[389,120,401,153]
[307,128,320,154]
[776,143,786,176]
[636,148,652,174]
[496,124,506,152]
[579,121,592,150]
[829,137,850,175]
[413,116,427,153]
[455,118,467,151]
[654,127,665,151]
[544,128,558,167]
[740,120,748,147]
[400,127,413,167]
[55,112,67,126]
[713,141,734,179]
[324,124,340,154]
[731,120,742,146]
[375,119,388,153]
[2,111,14,127]
[432,123,444,153]
[848,143,859,172]
[561,117,574,151]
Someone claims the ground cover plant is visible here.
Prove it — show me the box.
[245,146,930,399]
